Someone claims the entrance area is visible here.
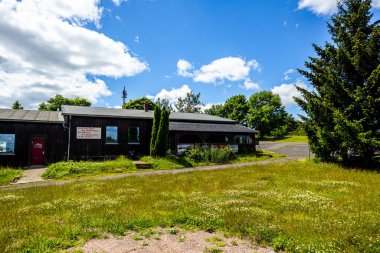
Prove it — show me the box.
[31,139,45,165]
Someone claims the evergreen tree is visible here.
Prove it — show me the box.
[174,91,204,113]
[12,100,23,109]
[295,0,380,165]
[154,109,170,157]
[150,107,161,156]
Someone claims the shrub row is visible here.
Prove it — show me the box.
[186,146,236,164]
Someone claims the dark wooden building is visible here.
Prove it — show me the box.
[0,105,258,167]
[0,109,66,167]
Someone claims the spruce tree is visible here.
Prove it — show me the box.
[295,0,380,165]
[154,109,170,157]
[12,100,23,109]
[150,107,161,156]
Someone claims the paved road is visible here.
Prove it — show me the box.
[259,141,311,160]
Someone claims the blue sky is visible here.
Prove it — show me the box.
[0,0,379,116]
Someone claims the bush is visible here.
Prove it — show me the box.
[186,146,236,164]
[0,167,22,185]
[43,156,135,179]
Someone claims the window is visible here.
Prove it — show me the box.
[106,126,118,144]
[0,134,15,155]
[234,135,252,144]
[128,126,140,144]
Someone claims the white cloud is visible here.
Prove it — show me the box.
[112,0,127,6]
[177,59,194,77]
[242,79,260,90]
[0,0,148,108]
[271,80,308,108]
[283,69,295,80]
[298,0,380,15]
[147,85,192,104]
[178,57,260,90]
[134,36,140,44]
[193,57,260,83]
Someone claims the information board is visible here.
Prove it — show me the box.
[77,127,101,139]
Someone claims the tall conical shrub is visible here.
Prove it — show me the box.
[150,107,161,156]
[155,109,170,157]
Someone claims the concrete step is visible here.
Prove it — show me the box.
[133,161,153,169]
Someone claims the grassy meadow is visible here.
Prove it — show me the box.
[41,151,282,180]
[1,161,380,252]
[261,135,308,143]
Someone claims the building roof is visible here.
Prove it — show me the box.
[0,108,64,123]
[169,121,259,134]
[61,105,235,123]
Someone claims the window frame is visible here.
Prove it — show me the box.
[105,126,118,145]
[0,134,16,155]
[128,126,140,145]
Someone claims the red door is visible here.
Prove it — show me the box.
[31,139,45,165]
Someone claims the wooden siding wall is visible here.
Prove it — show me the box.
[0,122,66,167]
[68,116,153,160]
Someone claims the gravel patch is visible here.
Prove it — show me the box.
[69,227,275,253]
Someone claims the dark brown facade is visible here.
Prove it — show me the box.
[0,121,66,167]
[66,116,152,160]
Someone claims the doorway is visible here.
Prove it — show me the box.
[31,139,45,165]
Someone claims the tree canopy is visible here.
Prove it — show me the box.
[39,95,91,111]
[123,97,156,110]
[174,91,204,113]
[248,91,290,138]
[12,100,23,110]
[295,0,380,165]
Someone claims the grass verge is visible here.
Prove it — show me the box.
[261,135,308,142]
[1,161,379,252]
[42,156,136,180]
[141,150,283,170]
[0,167,22,185]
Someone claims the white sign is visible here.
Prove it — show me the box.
[77,127,101,139]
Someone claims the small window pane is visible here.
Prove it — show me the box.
[106,126,118,144]
[234,135,252,144]
[128,127,140,144]
[0,134,15,154]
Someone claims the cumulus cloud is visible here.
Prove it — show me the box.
[0,0,148,108]
[177,57,260,90]
[177,59,194,77]
[271,80,309,108]
[147,85,192,104]
[298,0,380,15]
[283,69,295,80]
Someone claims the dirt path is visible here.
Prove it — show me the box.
[2,142,309,191]
[14,166,46,184]
[1,157,293,191]
[69,227,275,253]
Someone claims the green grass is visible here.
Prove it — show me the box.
[42,156,136,180]
[141,150,283,170]
[1,161,380,252]
[261,135,308,142]
[0,167,22,185]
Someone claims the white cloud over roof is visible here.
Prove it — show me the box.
[177,57,260,90]
[0,0,148,108]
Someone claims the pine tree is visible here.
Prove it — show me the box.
[12,100,23,109]
[295,0,380,165]
[154,109,170,157]
[150,107,161,156]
